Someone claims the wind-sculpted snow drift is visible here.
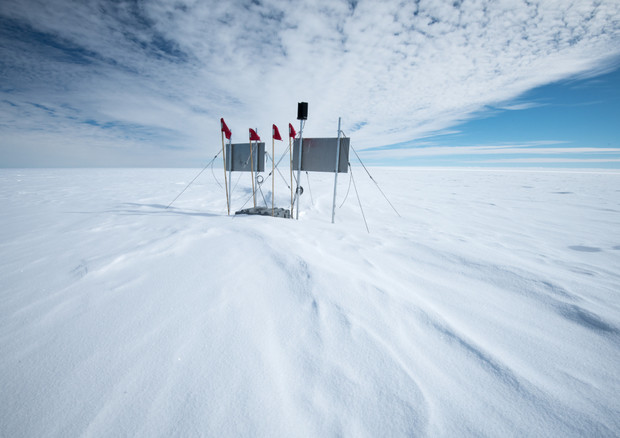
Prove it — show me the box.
[1,168,619,437]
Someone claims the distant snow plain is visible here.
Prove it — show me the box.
[1,167,619,437]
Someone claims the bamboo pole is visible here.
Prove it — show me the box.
[227,137,232,210]
[249,134,256,208]
[289,135,294,216]
[221,131,230,215]
[272,137,275,216]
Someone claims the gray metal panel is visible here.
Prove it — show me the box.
[292,137,349,173]
[226,142,265,172]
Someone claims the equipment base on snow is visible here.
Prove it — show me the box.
[235,207,291,218]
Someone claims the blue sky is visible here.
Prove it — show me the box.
[364,66,620,167]
[1,0,619,168]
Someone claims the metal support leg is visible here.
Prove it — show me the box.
[331,117,342,224]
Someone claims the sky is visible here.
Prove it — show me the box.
[0,0,619,168]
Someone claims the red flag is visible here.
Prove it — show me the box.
[220,118,231,140]
[249,128,261,141]
[272,124,282,141]
[289,123,296,138]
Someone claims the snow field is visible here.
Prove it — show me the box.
[1,167,619,437]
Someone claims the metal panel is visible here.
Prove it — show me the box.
[226,142,265,172]
[292,138,349,173]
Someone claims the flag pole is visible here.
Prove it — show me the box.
[272,135,275,216]
[289,134,294,217]
[227,137,232,211]
[249,133,256,208]
[221,130,230,215]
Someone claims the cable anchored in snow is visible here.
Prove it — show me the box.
[349,142,401,218]
[350,163,369,233]
[166,151,221,210]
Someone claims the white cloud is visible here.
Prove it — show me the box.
[360,142,620,161]
[477,158,620,163]
[1,0,619,165]
[497,102,546,111]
